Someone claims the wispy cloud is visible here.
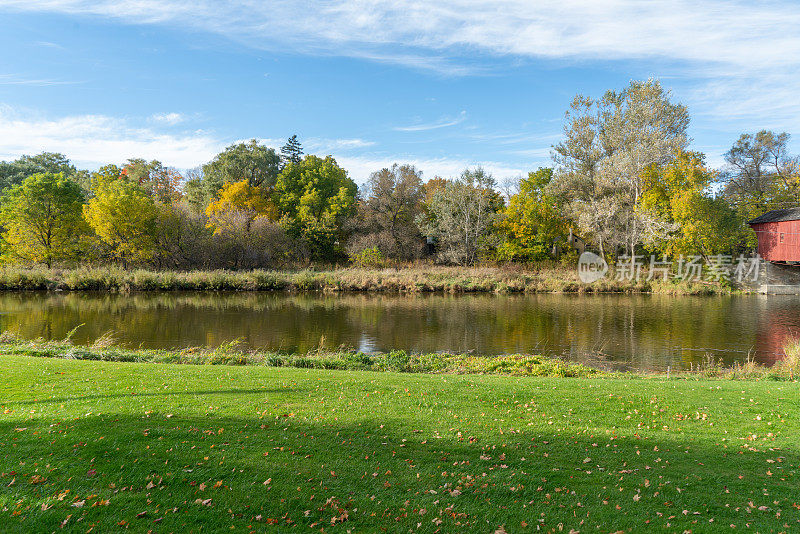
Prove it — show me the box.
[34,41,66,50]
[2,1,785,63]
[305,138,376,151]
[464,130,561,146]
[4,1,800,71]
[0,73,81,86]
[394,111,467,132]
[5,1,800,123]
[506,147,552,159]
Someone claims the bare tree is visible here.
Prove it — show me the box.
[417,167,502,265]
[721,130,800,218]
[500,176,521,200]
[347,164,426,260]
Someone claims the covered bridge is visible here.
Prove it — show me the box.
[749,208,800,263]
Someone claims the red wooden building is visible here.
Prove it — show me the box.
[749,208,800,263]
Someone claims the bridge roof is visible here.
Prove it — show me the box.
[748,208,800,225]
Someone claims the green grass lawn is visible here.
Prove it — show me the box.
[1,356,798,533]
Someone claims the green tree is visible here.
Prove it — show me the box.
[83,179,159,267]
[0,152,77,191]
[495,168,569,262]
[274,155,357,261]
[0,173,87,267]
[89,164,124,192]
[202,139,281,200]
[181,168,206,212]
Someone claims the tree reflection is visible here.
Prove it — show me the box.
[0,292,796,371]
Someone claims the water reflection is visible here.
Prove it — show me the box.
[0,291,797,371]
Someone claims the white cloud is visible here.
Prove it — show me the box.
[0,106,222,168]
[334,154,527,184]
[394,111,467,132]
[34,41,66,50]
[4,0,800,124]
[149,112,186,125]
[0,107,526,182]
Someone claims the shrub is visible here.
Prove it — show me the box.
[349,247,387,268]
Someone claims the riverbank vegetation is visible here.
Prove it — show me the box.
[1,353,798,532]
[1,80,796,276]
[2,333,798,380]
[0,264,729,293]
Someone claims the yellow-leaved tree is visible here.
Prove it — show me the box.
[205,179,275,234]
[83,179,159,267]
[638,152,743,259]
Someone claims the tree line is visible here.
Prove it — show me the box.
[0,80,797,270]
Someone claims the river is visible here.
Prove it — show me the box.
[1,291,797,371]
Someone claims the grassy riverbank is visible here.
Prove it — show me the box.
[0,265,729,294]
[1,353,798,532]
[1,335,798,381]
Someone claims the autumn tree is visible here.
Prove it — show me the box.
[639,152,743,258]
[495,168,569,262]
[83,179,159,267]
[0,173,87,267]
[121,159,183,203]
[347,164,426,260]
[417,167,503,265]
[422,177,449,203]
[551,79,690,257]
[274,155,357,261]
[205,179,276,234]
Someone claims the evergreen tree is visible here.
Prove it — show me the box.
[280,135,304,166]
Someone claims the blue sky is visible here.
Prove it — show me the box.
[1,1,799,183]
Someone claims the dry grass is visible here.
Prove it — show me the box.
[781,338,800,380]
[0,264,730,294]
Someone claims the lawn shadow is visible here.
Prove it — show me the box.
[0,411,798,533]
